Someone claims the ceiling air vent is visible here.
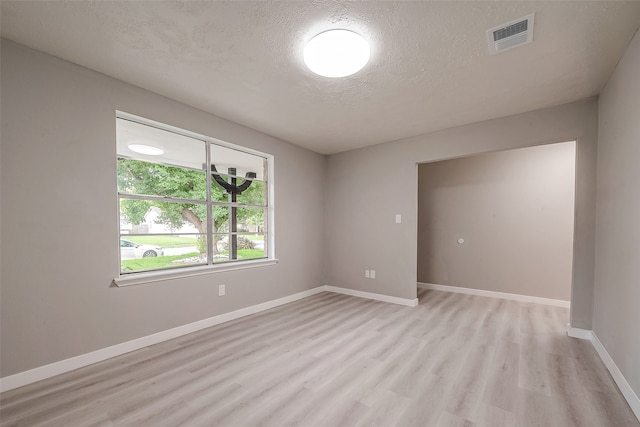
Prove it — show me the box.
[487,13,535,54]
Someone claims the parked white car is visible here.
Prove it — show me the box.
[120,239,164,260]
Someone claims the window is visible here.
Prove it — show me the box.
[116,113,273,276]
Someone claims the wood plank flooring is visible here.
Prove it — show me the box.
[1,289,638,426]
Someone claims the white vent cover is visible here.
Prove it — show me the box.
[487,13,535,54]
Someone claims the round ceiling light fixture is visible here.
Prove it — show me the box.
[304,29,370,78]
[128,144,164,156]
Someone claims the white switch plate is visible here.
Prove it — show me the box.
[219,284,226,296]
[370,270,376,279]
[395,214,402,224]
[365,270,370,278]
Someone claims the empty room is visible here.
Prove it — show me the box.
[1,2,640,426]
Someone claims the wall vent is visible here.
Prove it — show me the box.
[487,13,535,54]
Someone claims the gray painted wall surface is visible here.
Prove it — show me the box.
[417,143,576,301]
[0,40,326,376]
[325,98,598,330]
[1,38,605,378]
[595,29,640,398]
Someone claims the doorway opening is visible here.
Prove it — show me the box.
[416,141,576,308]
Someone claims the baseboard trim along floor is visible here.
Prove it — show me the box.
[417,282,570,308]
[0,285,416,393]
[566,326,640,422]
[325,285,419,307]
[591,332,640,421]
[567,326,593,340]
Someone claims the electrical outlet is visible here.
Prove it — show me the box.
[370,270,376,279]
[219,284,226,296]
[365,270,370,278]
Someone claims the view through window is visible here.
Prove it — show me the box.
[117,114,271,274]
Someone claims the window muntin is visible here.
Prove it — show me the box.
[117,115,271,275]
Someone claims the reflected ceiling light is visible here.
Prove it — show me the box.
[128,144,164,155]
[304,29,370,78]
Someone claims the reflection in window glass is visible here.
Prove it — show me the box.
[210,144,266,181]
[117,118,206,170]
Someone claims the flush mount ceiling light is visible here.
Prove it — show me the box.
[304,29,370,78]
[128,144,164,156]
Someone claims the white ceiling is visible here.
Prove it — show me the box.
[2,1,640,155]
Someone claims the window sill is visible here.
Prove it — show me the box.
[113,258,279,287]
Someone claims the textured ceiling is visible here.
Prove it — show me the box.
[2,1,640,154]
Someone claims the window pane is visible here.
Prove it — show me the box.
[213,233,266,262]
[118,158,206,200]
[210,173,265,206]
[237,207,266,231]
[117,118,206,171]
[212,205,229,234]
[210,144,266,181]
[213,233,230,263]
[237,180,265,206]
[120,234,206,273]
[212,207,265,233]
[238,233,266,260]
[210,174,231,203]
[120,198,207,235]
[211,205,266,232]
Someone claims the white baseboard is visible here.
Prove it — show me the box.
[325,286,419,307]
[564,326,639,422]
[417,282,570,308]
[0,286,326,393]
[0,285,419,393]
[590,332,640,421]
[567,326,593,340]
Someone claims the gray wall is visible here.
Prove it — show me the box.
[325,98,598,329]
[417,142,576,301]
[0,40,326,377]
[1,37,606,378]
[595,29,640,397]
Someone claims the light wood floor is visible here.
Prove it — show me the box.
[1,289,638,427]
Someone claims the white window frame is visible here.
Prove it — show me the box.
[114,111,276,287]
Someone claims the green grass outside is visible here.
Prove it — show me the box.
[124,235,199,248]
[121,252,201,272]
[121,248,265,273]
[238,249,265,259]
[231,249,266,259]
